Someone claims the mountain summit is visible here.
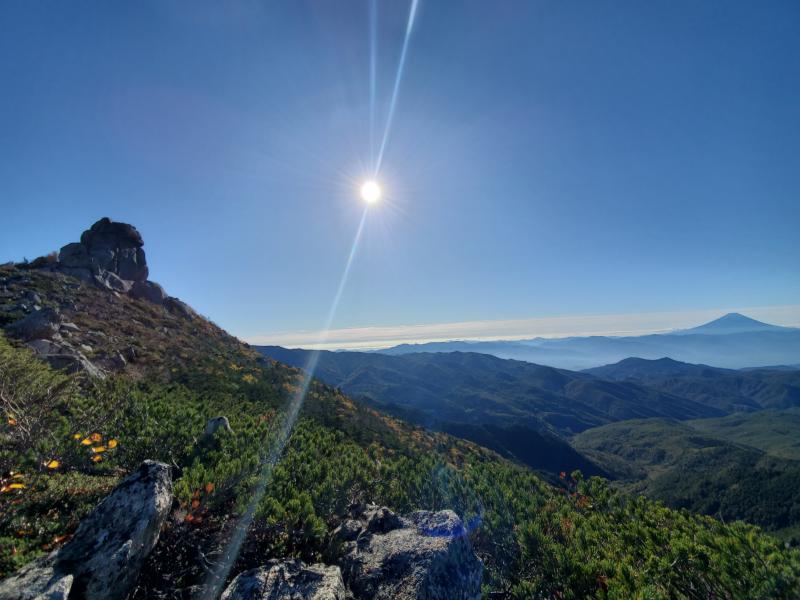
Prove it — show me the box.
[678,312,793,335]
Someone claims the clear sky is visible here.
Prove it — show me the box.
[2,1,799,346]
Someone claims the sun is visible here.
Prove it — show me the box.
[360,180,382,204]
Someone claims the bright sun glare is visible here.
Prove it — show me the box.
[360,180,382,204]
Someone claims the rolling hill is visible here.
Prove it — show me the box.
[256,346,723,477]
[258,347,723,431]
[585,357,800,412]
[689,408,800,461]
[572,418,800,540]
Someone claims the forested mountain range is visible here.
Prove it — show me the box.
[258,347,800,539]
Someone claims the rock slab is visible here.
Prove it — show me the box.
[336,505,482,600]
[222,560,346,600]
[0,461,172,600]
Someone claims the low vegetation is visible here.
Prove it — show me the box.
[1,330,798,597]
[573,418,800,543]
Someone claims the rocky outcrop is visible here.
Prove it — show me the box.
[58,217,148,287]
[0,461,172,600]
[26,337,106,379]
[336,504,482,600]
[51,218,193,320]
[222,560,346,600]
[217,505,481,600]
[130,279,167,304]
[3,218,199,377]
[4,305,106,377]
[6,306,61,340]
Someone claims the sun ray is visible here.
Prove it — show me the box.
[374,0,420,175]
[201,207,370,598]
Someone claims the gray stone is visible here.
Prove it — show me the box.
[25,291,42,305]
[55,461,172,599]
[95,270,132,293]
[80,217,144,251]
[26,339,62,355]
[337,505,482,600]
[130,280,167,305]
[6,308,61,341]
[163,296,197,320]
[0,461,172,600]
[116,247,148,281]
[58,242,91,269]
[60,322,80,332]
[0,554,73,600]
[79,218,148,282]
[108,352,127,370]
[25,339,106,379]
[222,560,346,600]
[203,416,233,439]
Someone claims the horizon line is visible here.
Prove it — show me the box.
[240,304,800,351]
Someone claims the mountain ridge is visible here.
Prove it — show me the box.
[373,314,800,370]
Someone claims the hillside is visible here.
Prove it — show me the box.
[689,408,800,461]
[585,357,800,412]
[572,418,800,541]
[258,347,721,434]
[257,346,726,479]
[1,219,799,597]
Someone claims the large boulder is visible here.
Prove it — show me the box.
[336,505,482,600]
[25,338,106,379]
[0,461,172,600]
[56,218,148,288]
[203,416,233,438]
[6,307,61,341]
[0,555,73,600]
[55,460,172,599]
[79,217,148,281]
[222,560,346,600]
[130,280,167,305]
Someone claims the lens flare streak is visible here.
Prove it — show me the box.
[203,0,420,590]
[369,0,378,166]
[374,0,419,175]
[202,207,370,598]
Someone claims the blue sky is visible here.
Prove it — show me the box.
[2,1,799,346]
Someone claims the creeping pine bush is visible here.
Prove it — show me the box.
[1,330,800,597]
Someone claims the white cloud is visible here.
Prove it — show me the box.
[242,304,800,350]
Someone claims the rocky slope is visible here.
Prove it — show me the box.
[1,218,247,381]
